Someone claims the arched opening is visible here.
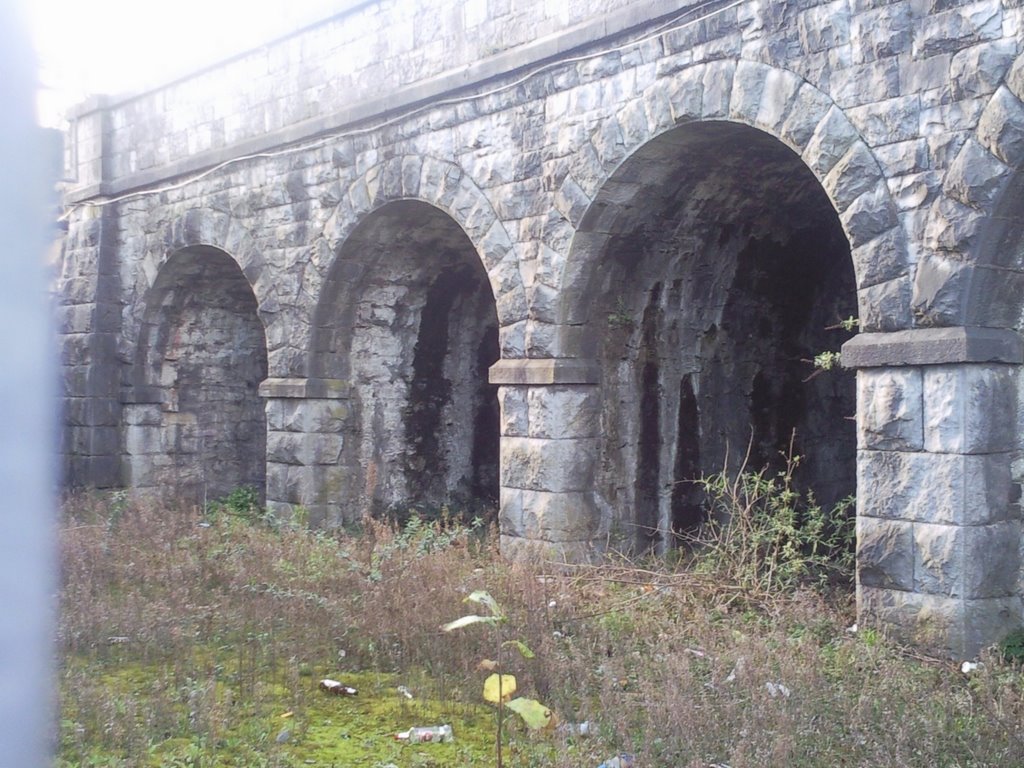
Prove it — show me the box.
[969,168,1024,598]
[312,200,500,520]
[567,122,857,553]
[130,247,268,501]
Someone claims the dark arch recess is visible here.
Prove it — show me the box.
[564,121,858,553]
[311,200,500,521]
[133,246,268,501]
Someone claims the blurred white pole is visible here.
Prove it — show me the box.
[0,1,57,766]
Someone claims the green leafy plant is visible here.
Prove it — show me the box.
[998,628,1024,664]
[442,590,551,768]
[687,447,855,600]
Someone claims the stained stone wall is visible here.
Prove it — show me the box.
[57,0,1024,656]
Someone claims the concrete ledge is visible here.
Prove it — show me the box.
[489,358,600,385]
[258,377,351,399]
[842,327,1024,368]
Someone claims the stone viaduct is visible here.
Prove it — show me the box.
[57,0,1024,656]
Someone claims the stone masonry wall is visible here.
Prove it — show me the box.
[58,0,1024,656]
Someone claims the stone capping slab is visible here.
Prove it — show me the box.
[842,327,1024,368]
[489,358,600,385]
[258,377,351,399]
[120,385,163,405]
[63,0,691,202]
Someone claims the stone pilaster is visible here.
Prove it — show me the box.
[260,378,350,526]
[490,359,602,563]
[843,328,1023,657]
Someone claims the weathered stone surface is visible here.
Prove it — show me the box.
[943,138,1009,210]
[950,40,1016,100]
[857,368,923,451]
[858,450,1013,526]
[859,585,1022,658]
[501,436,598,493]
[526,386,600,439]
[857,275,912,332]
[977,86,1024,165]
[914,520,1020,598]
[857,516,914,591]
[923,365,1017,454]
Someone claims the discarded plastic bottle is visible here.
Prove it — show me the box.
[597,754,635,768]
[394,725,454,743]
[319,679,358,696]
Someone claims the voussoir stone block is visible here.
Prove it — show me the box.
[923,365,1016,454]
[857,368,923,450]
[858,449,1013,526]
[858,516,914,591]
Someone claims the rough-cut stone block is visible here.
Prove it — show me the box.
[266,431,303,465]
[923,365,1016,454]
[500,436,598,493]
[823,143,884,212]
[527,385,600,439]
[857,516,914,591]
[857,368,923,450]
[849,3,911,63]
[963,521,1019,598]
[841,181,898,248]
[847,95,920,146]
[943,137,1010,210]
[911,255,971,328]
[858,586,1022,658]
[520,489,598,540]
[803,105,860,179]
[309,433,344,465]
[849,227,908,289]
[858,450,1013,526]
[857,275,911,332]
[498,386,529,437]
[265,399,303,432]
[951,40,1016,100]
[665,64,705,123]
[912,3,1002,59]
[729,60,768,123]
[701,60,735,119]
[977,85,1024,165]
[778,82,832,151]
[499,486,525,535]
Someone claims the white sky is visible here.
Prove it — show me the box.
[25,0,362,126]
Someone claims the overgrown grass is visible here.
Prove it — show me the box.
[57,487,1024,767]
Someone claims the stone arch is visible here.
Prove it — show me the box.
[312,154,527,366]
[309,162,510,520]
[554,60,912,340]
[552,63,893,552]
[126,243,269,502]
[944,50,1024,328]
